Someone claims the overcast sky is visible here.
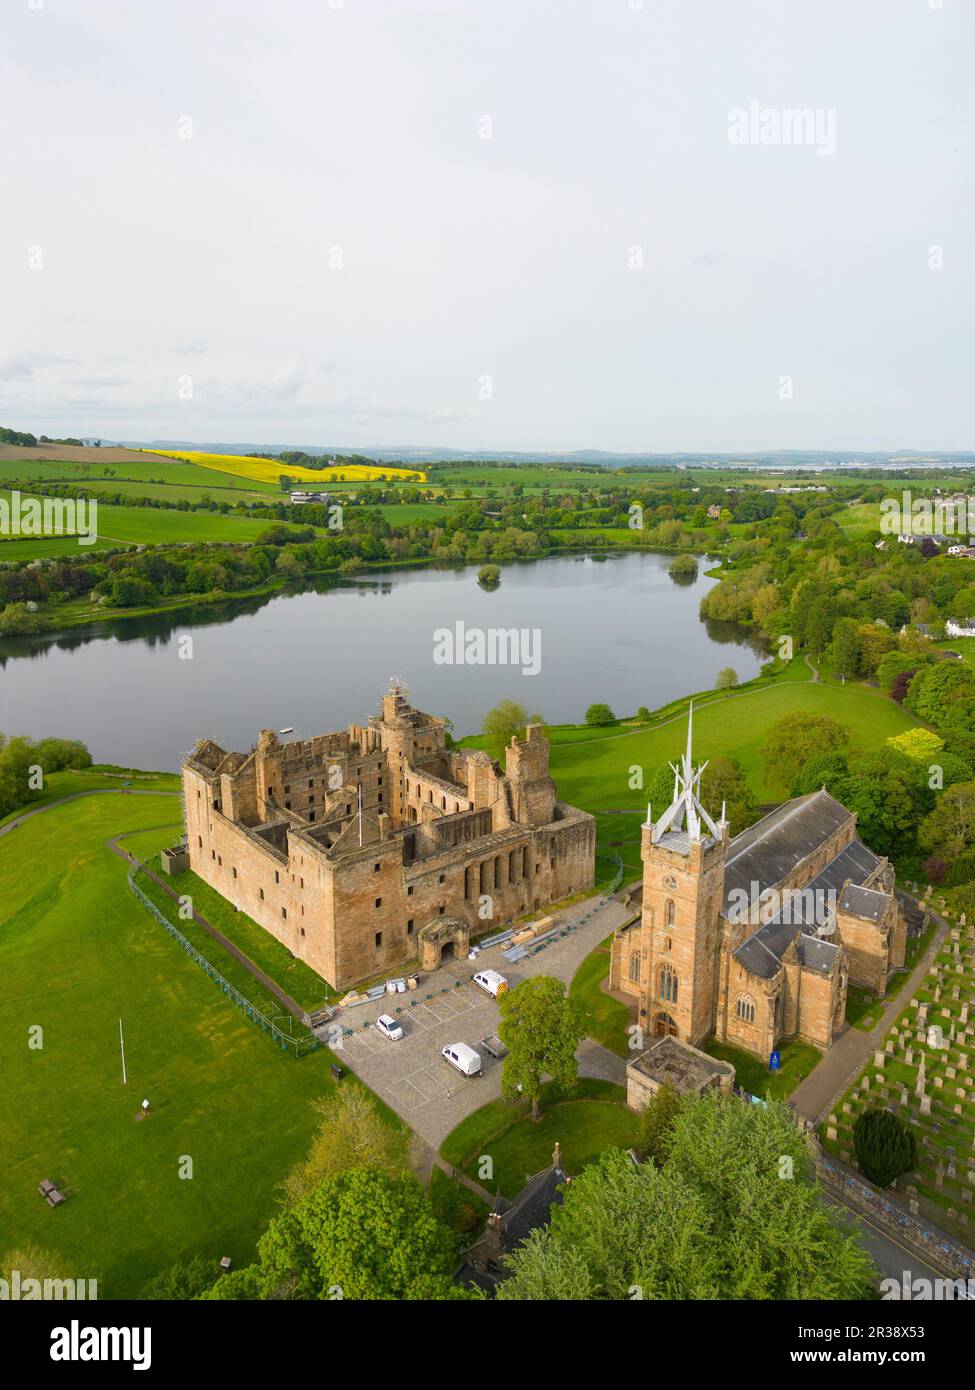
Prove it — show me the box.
[1,0,972,453]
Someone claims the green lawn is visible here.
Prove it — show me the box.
[0,766,180,830]
[934,639,975,670]
[440,1078,636,1198]
[546,677,924,811]
[703,1039,821,1100]
[138,861,331,1012]
[0,490,323,561]
[0,793,346,1296]
[569,946,632,1057]
[845,986,886,1031]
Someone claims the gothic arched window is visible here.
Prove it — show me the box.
[629,951,641,984]
[658,964,679,1004]
[664,899,676,928]
[735,993,756,1024]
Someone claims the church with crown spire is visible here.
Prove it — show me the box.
[609,705,920,1060]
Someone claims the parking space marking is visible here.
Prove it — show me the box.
[387,1077,430,1110]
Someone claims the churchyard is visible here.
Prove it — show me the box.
[821,912,975,1241]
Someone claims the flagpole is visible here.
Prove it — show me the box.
[119,1018,127,1086]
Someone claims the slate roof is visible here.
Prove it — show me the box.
[456,1164,566,1292]
[495,1164,566,1253]
[732,837,883,980]
[839,883,888,922]
[722,790,854,919]
[796,933,843,975]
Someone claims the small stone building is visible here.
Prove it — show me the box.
[457,1145,568,1291]
[181,682,595,990]
[626,1034,735,1111]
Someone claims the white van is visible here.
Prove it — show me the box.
[441,1042,482,1077]
[473,969,508,999]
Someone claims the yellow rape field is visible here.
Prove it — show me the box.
[146,450,426,485]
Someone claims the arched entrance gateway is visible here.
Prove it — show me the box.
[417,917,471,972]
[653,1012,679,1038]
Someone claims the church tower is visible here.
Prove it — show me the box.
[638,706,728,1046]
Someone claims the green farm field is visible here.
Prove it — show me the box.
[0,793,346,1296]
[0,490,324,561]
[0,453,278,493]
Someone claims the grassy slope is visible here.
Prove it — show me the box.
[0,490,324,561]
[0,766,180,830]
[139,860,331,1011]
[0,454,278,492]
[546,678,923,809]
[569,944,632,1056]
[0,794,343,1296]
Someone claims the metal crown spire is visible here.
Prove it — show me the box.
[650,701,722,844]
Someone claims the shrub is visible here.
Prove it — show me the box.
[585,703,616,727]
[852,1108,917,1188]
[921,857,948,885]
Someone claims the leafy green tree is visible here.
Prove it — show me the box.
[278,1084,412,1204]
[714,667,738,690]
[499,1096,874,1300]
[761,712,851,790]
[585,703,616,726]
[919,781,975,861]
[482,699,542,758]
[634,1083,683,1167]
[499,976,585,1121]
[853,1109,917,1188]
[244,1169,464,1300]
[699,754,757,836]
[828,617,861,677]
[142,1254,219,1300]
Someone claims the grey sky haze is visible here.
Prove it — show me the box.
[1,0,972,452]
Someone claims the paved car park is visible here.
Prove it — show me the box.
[324,894,633,1147]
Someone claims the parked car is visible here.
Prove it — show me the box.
[441,1042,482,1077]
[473,968,508,998]
[375,1013,403,1041]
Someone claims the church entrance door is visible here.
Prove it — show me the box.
[653,1012,678,1037]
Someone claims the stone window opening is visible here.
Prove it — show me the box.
[258,888,265,901]
[665,899,676,928]
[281,908,287,921]
[375,931,382,948]
[658,964,679,1005]
[629,951,641,984]
[735,993,756,1024]
[375,897,382,909]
